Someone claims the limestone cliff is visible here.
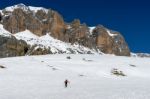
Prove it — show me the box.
[0,4,130,57]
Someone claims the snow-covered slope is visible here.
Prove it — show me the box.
[14,30,99,54]
[0,24,12,37]
[14,30,39,39]
[0,54,150,99]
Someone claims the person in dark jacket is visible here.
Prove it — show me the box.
[64,79,69,88]
[0,13,2,21]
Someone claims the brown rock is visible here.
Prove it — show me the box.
[50,11,66,40]
[0,35,29,58]
[27,45,52,55]
[71,19,80,29]
[2,8,66,38]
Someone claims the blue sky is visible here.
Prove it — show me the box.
[0,0,150,53]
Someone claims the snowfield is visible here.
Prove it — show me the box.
[0,54,150,99]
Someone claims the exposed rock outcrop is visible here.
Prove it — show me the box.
[26,45,52,55]
[92,25,130,56]
[0,35,28,58]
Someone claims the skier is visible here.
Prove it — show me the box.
[0,13,1,21]
[64,79,69,88]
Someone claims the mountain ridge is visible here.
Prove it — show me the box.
[0,4,131,57]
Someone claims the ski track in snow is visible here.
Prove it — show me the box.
[0,54,150,99]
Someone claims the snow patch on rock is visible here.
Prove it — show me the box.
[29,6,49,13]
[0,24,12,37]
[89,27,95,35]
[4,3,29,12]
[106,29,118,37]
[4,3,49,14]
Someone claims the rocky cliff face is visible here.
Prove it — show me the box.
[2,5,66,37]
[92,25,130,56]
[0,4,131,57]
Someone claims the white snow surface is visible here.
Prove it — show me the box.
[4,3,49,13]
[28,6,49,13]
[0,10,3,15]
[106,29,118,36]
[0,24,12,37]
[4,3,29,12]
[14,30,39,39]
[0,54,150,99]
[14,30,98,54]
